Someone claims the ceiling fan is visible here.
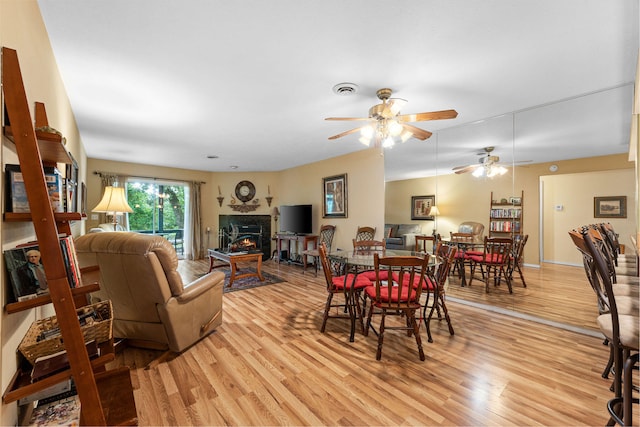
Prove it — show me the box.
[452,146,530,177]
[325,88,458,148]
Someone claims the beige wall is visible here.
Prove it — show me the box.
[542,169,636,265]
[0,1,86,423]
[87,148,384,255]
[385,154,636,266]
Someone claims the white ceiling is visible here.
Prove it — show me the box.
[37,0,638,182]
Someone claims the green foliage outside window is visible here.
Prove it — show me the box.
[126,182,185,232]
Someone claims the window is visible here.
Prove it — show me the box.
[126,180,188,257]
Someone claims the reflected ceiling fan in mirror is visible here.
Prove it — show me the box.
[325,88,458,148]
[452,146,531,178]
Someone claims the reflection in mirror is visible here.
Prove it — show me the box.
[384,87,637,334]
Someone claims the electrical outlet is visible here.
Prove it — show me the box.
[91,214,99,220]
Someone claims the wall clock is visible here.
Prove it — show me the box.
[235,180,256,203]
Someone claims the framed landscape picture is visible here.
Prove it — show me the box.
[322,173,347,218]
[594,196,627,218]
[411,195,435,220]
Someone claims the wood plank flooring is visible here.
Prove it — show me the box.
[108,259,637,426]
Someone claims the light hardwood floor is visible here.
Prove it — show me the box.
[108,259,638,426]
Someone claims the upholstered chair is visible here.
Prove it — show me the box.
[75,232,224,353]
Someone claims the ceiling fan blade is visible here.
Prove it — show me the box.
[401,123,432,141]
[453,165,479,174]
[328,126,365,140]
[325,117,370,121]
[398,109,458,122]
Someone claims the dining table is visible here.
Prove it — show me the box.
[441,239,484,287]
[328,249,441,342]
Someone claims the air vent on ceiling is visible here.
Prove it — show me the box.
[332,82,359,96]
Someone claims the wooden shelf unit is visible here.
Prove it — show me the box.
[1,46,137,426]
[489,190,523,238]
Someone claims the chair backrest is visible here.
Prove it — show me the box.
[434,243,457,288]
[353,239,386,255]
[75,232,183,323]
[318,225,336,252]
[450,232,474,243]
[568,229,609,314]
[512,234,528,263]
[581,228,622,344]
[355,226,376,242]
[458,221,484,243]
[415,235,439,253]
[372,253,429,308]
[482,236,512,266]
[317,242,335,291]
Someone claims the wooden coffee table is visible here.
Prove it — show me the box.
[207,249,264,288]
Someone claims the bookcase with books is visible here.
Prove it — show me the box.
[2,47,137,425]
[489,190,523,238]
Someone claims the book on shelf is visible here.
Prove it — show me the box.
[27,391,80,426]
[18,379,73,406]
[5,164,63,213]
[31,340,99,382]
[4,236,82,302]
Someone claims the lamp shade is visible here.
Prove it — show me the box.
[429,205,441,216]
[92,186,133,215]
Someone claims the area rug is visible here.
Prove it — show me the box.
[219,268,286,293]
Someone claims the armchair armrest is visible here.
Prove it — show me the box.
[176,271,225,303]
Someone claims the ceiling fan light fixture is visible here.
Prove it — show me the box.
[361,125,374,138]
[359,136,372,146]
[472,167,485,177]
[382,137,395,148]
[387,120,403,136]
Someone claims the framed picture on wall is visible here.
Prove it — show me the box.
[594,196,627,218]
[411,195,435,220]
[322,173,347,218]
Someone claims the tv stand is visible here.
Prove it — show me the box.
[275,233,318,268]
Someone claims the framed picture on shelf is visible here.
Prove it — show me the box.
[81,182,87,215]
[594,196,627,218]
[322,173,347,218]
[65,154,79,213]
[411,195,435,220]
[3,244,49,303]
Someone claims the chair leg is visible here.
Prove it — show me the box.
[409,310,425,361]
[439,294,455,335]
[602,340,614,379]
[623,352,638,426]
[320,292,334,333]
[376,310,386,360]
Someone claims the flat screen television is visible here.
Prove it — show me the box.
[279,204,312,235]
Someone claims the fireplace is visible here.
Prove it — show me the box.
[218,215,271,260]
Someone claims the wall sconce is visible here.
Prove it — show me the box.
[217,185,224,207]
[265,185,273,207]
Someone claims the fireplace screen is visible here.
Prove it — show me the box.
[219,224,263,253]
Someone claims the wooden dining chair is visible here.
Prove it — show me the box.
[364,253,430,361]
[317,243,371,337]
[355,226,376,242]
[582,228,639,426]
[508,234,528,287]
[415,235,439,254]
[468,237,513,293]
[352,239,386,255]
[423,243,458,340]
[303,224,336,276]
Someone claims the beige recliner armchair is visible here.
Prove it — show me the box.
[458,221,485,244]
[75,232,224,353]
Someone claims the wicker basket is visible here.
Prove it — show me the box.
[18,300,113,365]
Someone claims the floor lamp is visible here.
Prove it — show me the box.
[92,186,133,230]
